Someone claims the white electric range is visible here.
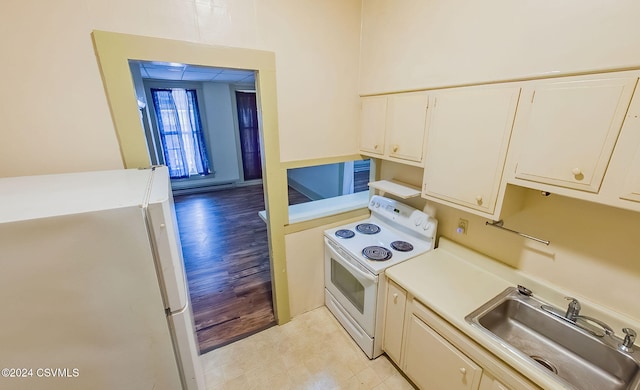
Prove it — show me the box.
[323,195,438,358]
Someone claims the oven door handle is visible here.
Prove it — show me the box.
[327,242,377,283]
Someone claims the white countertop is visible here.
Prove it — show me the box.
[385,237,640,390]
[259,191,369,224]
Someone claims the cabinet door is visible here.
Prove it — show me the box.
[620,143,640,202]
[383,280,406,365]
[404,314,482,390]
[513,76,637,192]
[479,373,511,390]
[387,92,429,162]
[423,86,520,213]
[360,96,387,155]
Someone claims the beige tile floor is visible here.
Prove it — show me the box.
[200,306,415,390]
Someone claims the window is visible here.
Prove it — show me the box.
[149,88,210,179]
[287,159,371,205]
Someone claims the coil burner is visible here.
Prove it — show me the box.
[362,246,392,261]
[390,240,414,252]
[335,229,355,239]
[356,223,381,235]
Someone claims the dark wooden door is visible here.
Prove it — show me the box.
[235,92,262,180]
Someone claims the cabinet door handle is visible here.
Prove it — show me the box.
[374,144,379,150]
[459,367,467,375]
[571,167,583,180]
[393,293,398,303]
[475,195,483,205]
[392,145,399,153]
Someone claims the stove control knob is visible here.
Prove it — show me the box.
[422,222,433,232]
[413,214,426,226]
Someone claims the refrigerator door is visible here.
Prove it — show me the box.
[146,167,188,312]
[0,207,183,390]
[146,167,205,390]
[168,303,207,390]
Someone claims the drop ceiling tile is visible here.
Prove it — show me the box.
[181,72,215,81]
[145,68,184,80]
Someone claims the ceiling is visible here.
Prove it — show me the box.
[136,61,256,84]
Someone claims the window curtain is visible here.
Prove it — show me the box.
[150,88,210,179]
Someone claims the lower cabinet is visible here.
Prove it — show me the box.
[479,372,510,390]
[382,282,539,390]
[383,280,407,365]
[404,313,482,389]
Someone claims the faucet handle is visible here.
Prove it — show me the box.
[565,296,580,304]
[620,328,636,352]
[564,297,581,321]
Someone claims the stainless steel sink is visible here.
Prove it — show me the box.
[466,287,640,390]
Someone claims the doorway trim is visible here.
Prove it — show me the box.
[92,30,291,324]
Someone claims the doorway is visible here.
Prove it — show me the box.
[92,30,292,337]
[131,59,276,352]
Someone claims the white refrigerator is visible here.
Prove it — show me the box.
[0,166,205,390]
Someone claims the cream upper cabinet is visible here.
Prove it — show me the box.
[606,78,640,210]
[382,280,406,365]
[386,92,429,163]
[422,85,520,215]
[359,96,387,155]
[511,75,638,193]
[359,92,429,166]
[620,145,640,202]
[404,313,482,390]
[620,133,640,202]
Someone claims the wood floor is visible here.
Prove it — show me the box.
[174,184,310,354]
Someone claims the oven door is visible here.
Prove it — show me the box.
[324,237,378,336]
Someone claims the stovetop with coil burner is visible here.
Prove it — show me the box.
[324,195,438,275]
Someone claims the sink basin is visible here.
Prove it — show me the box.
[466,287,640,390]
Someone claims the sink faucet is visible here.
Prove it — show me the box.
[565,297,581,321]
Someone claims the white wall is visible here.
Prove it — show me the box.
[285,215,367,317]
[434,190,640,321]
[128,62,147,106]
[359,0,640,94]
[0,1,123,177]
[200,83,241,184]
[285,226,327,318]
[0,0,362,177]
[257,0,362,162]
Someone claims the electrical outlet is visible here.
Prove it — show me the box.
[456,219,468,235]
